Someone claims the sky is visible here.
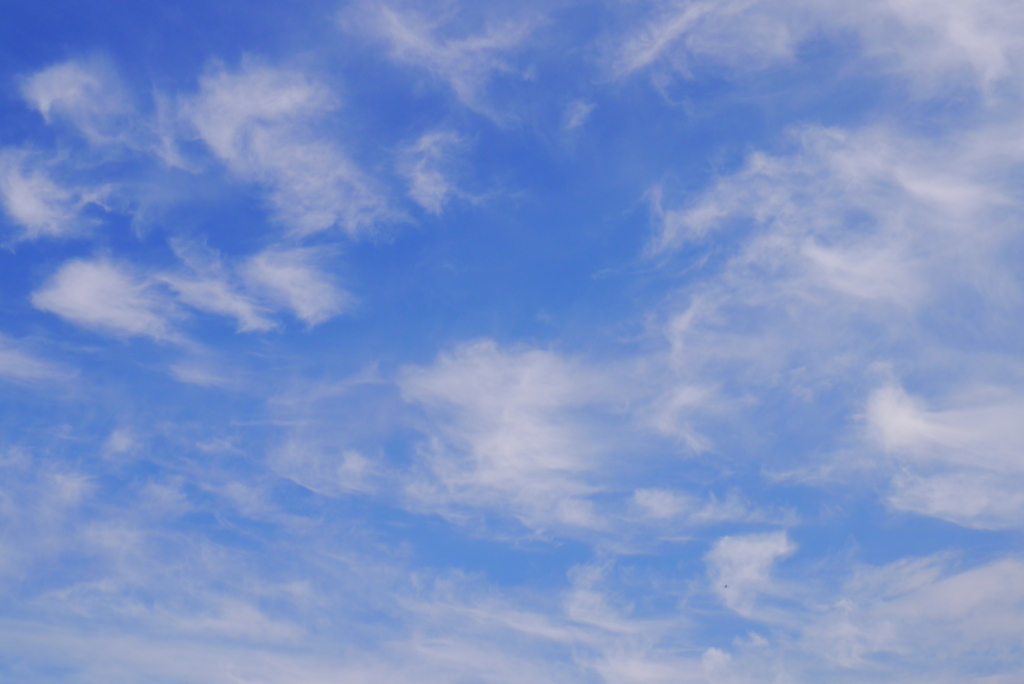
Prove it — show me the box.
[1,0,1024,682]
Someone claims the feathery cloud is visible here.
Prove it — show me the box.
[182,60,390,235]
[31,258,179,341]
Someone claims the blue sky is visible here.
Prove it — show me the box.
[2,1,1024,682]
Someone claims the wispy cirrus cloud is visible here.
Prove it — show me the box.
[0,336,66,382]
[866,382,1024,528]
[397,130,464,214]
[354,4,533,121]
[160,240,276,333]
[0,149,109,242]
[706,530,796,617]
[8,55,400,244]
[642,117,1024,531]
[399,339,615,530]
[241,246,352,326]
[31,258,181,342]
[181,59,391,236]
[611,0,1024,97]
[19,56,138,146]
[31,246,350,344]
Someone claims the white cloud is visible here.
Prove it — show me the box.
[705,531,796,616]
[25,245,343,341]
[169,361,236,388]
[865,383,1024,528]
[0,149,105,241]
[612,0,786,78]
[398,131,462,214]
[853,0,1024,94]
[648,124,1005,272]
[801,555,1024,672]
[866,383,1024,473]
[632,488,793,527]
[20,57,136,145]
[14,57,396,240]
[867,557,1024,650]
[359,6,532,120]
[644,119,1024,528]
[632,487,695,519]
[0,617,587,684]
[0,336,65,382]
[161,240,275,332]
[562,100,594,131]
[271,442,379,496]
[612,0,1024,96]
[162,273,275,332]
[397,340,790,537]
[0,446,607,684]
[242,247,351,326]
[102,428,138,459]
[181,59,388,235]
[162,240,352,331]
[640,381,712,452]
[888,471,1024,530]
[399,339,612,530]
[31,258,179,341]
[0,151,76,239]
[680,553,1024,680]
[3,433,1022,684]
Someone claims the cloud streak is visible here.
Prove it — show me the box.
[612,0,1024,97]
[359,5,533,121]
